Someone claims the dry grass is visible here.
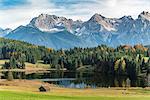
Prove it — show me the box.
[0,60,50,69]
[0,80,150,97]
[0,80,52,93]
[0,60,51,74]
[0,80,149,100]
[25,60,50,69]
[0,60,8,69]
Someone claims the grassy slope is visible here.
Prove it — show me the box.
[0,80,150,100]
[143,57,149,62]
[0,90,149,100]
[0,60,50,69]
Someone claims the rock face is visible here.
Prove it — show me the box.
[28,14,82,33]
[5,11,150,49]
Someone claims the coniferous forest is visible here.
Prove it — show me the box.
[0,38,150,87]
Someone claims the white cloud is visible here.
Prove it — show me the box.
[0,0,150,29]
[0,0,60,29]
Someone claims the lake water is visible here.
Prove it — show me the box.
[26,71,97,88]
[1,71,147,88]
[25,71,127,88]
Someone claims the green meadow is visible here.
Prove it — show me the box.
[0,88,150,100]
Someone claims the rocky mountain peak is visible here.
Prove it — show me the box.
[120,15,133,20]
[90,13,105,22]
[86,13,116,31]
[138,11,150,21]
[141,11,150,15]
[28,14,75,32]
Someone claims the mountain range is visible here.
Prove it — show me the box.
[1,11,150,49]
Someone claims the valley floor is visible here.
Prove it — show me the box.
[0,80,150,100]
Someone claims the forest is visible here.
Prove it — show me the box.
[0,38,150,87]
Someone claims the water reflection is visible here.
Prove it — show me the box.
[0,71,148,88]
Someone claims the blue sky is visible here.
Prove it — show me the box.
[0,0,28,9]
[0,0,150,29]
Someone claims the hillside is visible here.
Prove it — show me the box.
[6,26,86,49]
[0,38,52,64]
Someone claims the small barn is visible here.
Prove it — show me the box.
[39,85,50,92]
[0,73,4,79]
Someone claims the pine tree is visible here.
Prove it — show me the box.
[7,70,13,81]
[10,56,17,69]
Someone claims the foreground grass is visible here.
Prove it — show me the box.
[0,90,150,100]
[0,80,149,100]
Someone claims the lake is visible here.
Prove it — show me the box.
[1,71,148,88]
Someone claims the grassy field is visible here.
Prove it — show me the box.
[0,90,150,100]
[0,80,150,100]
[0,89,150,100]
[0,60,50,69]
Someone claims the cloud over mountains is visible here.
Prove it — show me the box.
[0,0,150,29]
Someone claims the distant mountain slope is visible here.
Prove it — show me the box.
[4,11,150,49]
[6,26,86,49]
[0,28,12,37]
[145,45,150,49]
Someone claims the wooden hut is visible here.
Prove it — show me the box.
[0,73,4,79]
[39,85,50,92]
